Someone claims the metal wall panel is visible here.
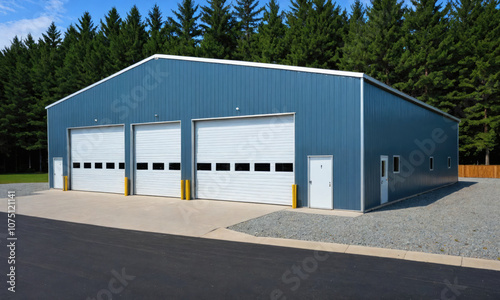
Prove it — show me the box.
[363,82,459,210]
[47,59,362,210]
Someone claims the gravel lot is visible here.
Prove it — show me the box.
[229,178,500,260]
[0,183,49,198]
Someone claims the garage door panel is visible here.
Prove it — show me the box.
[134,123,181,197]
[196,116,294,162]
[195,115,294,205]
[196,173,293,205]
[71,169,124,193]
[71,126,124,194]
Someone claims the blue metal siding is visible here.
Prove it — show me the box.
[363,82,459,210]
[47,59,362,210]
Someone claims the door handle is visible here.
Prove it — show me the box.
[329,182,331,187]
[309,180,312,184]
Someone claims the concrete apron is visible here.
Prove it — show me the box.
[1,189,499,272]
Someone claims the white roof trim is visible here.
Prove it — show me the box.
[45,54,461,123]
[153,54,364,78]
[362,74,460,123]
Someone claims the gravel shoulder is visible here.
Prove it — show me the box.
[229,178,500,261]
[0,183,49,198]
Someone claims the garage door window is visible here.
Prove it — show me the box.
[235,163,250,171]
[153,163,164,170]
[106,162,115,169]
[197,163,211,171]
[169,163,181,170]
[119,162,125,169]
[73,162,80,168]
[84,162,91,169]
[275,163,293,172]
[95,162,103,169]
[216,163,230,171]
[137,163,148,170]
[255,163,270,172]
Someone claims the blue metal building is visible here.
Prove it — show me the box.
[46,55,460,212]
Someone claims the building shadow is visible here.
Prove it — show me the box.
[372,180,477,213]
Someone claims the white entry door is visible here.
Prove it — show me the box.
[309,156,333,209]
[380,155,388,204]
[53,157,63,189]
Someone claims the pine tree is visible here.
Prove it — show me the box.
[234,0,264,60]
[199,0,238,59]
[1,36,37,169]
[0,37,25,162]
[339,0,368,72]
[57,12,98,98]
[115,6,148,69]
[254,0,287,63]
[143,4,166,56]
[100,7,122,75]
[30,23,62,170]
[452,0,500,164]
[101,7,122,39]
[364,0,406,85]
[285,0,346,69]
[284,0,313,66]
[393,0,454,112]
[169,0,202,56]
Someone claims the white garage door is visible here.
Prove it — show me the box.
[70,126,124,193]
[134,122,181,197]
[195,115,294,205]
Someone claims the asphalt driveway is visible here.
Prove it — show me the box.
[0,213,499,299]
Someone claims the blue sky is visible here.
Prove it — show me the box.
[0,0,381,50]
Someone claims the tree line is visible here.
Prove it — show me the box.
[0,0,499,173]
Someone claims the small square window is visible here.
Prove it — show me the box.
[73,162,80,168]
[119,162,125,169]
[84,162,91,169]
[393,156,400,173]
[276,163,293,172]
[169,163,181,170]
[153,163,164,170]
[235,163,250,171]
[216,163,230,171]
[106,162,115,169]
[448,157,451,169]
[255,163,270,172]
[197,163,211,171]
[95,162,103,169]
[137,163,148,170]
[430,157,434,171]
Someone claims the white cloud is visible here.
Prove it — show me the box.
[0,0,66,49]
[0,0,24,15]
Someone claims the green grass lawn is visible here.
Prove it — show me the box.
[0,173,48,184]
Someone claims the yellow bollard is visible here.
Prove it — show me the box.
[64,176,68,191]
[181,180,185,199]
[292,184,297,208]
[185,180,191,200]
[124,177,129,196]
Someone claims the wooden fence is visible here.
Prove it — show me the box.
[459,165,500,178]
